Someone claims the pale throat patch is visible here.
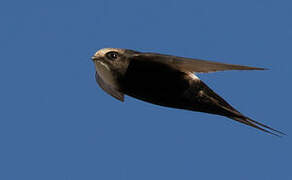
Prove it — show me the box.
[95,61,119,89]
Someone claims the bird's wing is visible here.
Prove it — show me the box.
[95,72,124,102]
[132,52,266,73]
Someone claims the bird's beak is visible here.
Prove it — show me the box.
[91,56,99,61]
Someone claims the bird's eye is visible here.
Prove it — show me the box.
[106,51,119,60]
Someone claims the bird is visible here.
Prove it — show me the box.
[91,48,284,137]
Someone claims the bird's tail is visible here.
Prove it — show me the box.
[185,80,285,137]
[230,115,286,137]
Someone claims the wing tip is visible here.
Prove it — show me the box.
[242,66,269,71]
[255,67,269,71]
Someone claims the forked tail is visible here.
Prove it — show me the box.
[230,115,286,137]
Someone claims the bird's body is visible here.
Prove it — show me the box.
[122,62,230,116]
[121,58,189,108]
[91,48,284,136]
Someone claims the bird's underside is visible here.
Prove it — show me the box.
[120,59,284,136]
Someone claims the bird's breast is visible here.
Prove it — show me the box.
[95,61,119,89]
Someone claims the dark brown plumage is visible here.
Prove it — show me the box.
[91,48,285,136]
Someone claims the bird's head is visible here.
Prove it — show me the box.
[91,48,140,90]
[91,48,135,76]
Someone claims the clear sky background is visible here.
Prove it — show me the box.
[0,0,291,179]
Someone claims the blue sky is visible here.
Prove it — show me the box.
[0,0,291,179]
